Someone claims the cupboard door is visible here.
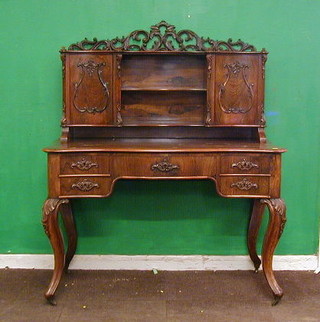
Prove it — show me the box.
[212,54,263,125]
[66,54,113,125]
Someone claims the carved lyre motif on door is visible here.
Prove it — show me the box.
[73,60,110,113]
[218,61,254,114]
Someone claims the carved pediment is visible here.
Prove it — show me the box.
[66,21,259,52]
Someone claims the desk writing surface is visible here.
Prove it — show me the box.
[44,139,286,153]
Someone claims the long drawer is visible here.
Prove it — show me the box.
[112,153,218,177]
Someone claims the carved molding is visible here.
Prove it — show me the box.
[260,103,266,126]
[205,100,212,125]
[262,53,268,80]
[207,55,213,79]
[67,21,258,52]
[116,104,123,126]
[218,61,254,114]
[231,159,259,171]
[71,158,98,171]
[71,179,99,191]
[151,158,179,172]
[73,60,109,113]
[60,54,67,127]
[42,199,69,238]
[231,178,258,190]
[260,198,287,238]
[116,54,122,79]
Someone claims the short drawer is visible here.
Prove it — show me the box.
[218,176,270,197]
[113,153,217,177]
[60,153,110,174]
[60,176,111,197]
[220,154,273,174]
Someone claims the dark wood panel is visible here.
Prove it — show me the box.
[121,91,206,125]
[67,54,114,125]
[213,54,262,125]
[70,126,259,140]
[121,55,206,90]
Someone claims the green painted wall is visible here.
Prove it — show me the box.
[0,0,319,256]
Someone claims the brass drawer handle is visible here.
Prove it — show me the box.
[151,158,179,172]
[231,178,258,190]
[231,159,258,171]
[71,179,99,191]
[71,158,98,171]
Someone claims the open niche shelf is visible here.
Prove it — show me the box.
[120,55,207,125]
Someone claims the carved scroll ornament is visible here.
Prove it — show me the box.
[42,199,69,238]
[151,158,179,172]
[71,179,99,191]
[67,21,257,52]
[232,159,259,171]
[231,178,258,190]
[73,60,109,114]
[260,198,287,238]
[218,61,254,114]
[71,158,98,171]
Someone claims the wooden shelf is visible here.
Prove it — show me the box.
[121,88,207,92]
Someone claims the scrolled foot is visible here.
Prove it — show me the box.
[272,294,283,306]
[45,294,57,306]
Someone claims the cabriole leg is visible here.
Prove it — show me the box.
[260,198,287,305]
[248,199,266,272]
[61,201,77,273]
[42,198,69,305]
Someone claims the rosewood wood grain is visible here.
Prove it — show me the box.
[121,55,206,91]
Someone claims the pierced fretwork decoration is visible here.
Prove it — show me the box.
[67,21,257,52]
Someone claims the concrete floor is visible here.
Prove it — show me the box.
[0,269,319,321]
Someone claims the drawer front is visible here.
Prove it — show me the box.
[113,153,217,177]
[60,153,110,174]
[220,154,273,174]
[218,176,270,197]
[60,177,111,196]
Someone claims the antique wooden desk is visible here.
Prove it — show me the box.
[42,21,286,305]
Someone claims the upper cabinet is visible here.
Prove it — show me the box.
[60,21,267,130]
[62,53,114,125]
